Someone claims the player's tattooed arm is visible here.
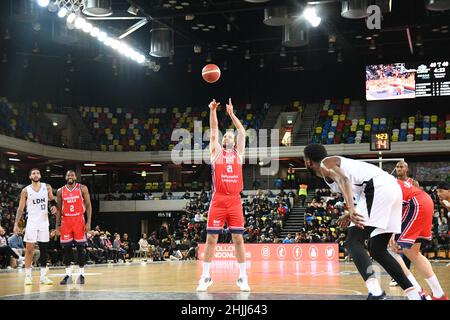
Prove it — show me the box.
[226,98,246,156]
[14,188,27,234]
[209,99,221,159]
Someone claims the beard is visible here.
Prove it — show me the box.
[31,177,40,182]
[306,166,317,176]
[67,178,75,185]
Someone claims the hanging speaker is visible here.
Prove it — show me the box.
[82,0,113,17]
[263,7,290,26]
[282,19,309,47]
[150,27,173,58]
[341,0,369,19]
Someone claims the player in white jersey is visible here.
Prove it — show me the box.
[14,168,58,286]
[303,144,422,300]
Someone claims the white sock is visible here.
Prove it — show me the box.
[79,267,85,276]
[238,262,247,279]
[405,287,421,300]
[40,268,47,278]
[25,268,32,277]
[65,267,72,277]
[366,277,383,296]
[425,274,445,298]
[407,273,422,291]
[202,262,211,278]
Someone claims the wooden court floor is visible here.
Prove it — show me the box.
[0,260,448,300]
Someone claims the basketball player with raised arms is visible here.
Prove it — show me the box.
[56,170,92,285]
[197,98,250,292]
[303,144,422,300]
[14,168,57,286]
[391,161,447,300]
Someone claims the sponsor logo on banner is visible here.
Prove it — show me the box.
[261,246,271,260]
[293,246,302,260]
[326,246,335,260]
[309,246,318,260]
[277,245,286,259]
[214,245,251,259]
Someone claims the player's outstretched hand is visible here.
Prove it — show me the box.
[349,209,365,229]
[226,98,234,116]
[209,99,220,110]
[337,213,351,229]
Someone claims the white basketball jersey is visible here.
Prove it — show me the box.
[321,156,387,198]
[26,183,49,227]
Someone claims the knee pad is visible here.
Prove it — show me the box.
[76,245,86,267]
[38,242,49,268]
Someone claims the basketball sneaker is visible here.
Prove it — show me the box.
[60,275,72,285]
[77,275,85,284]
[367,291,387,300]
[40,276,54,285]
[24,275,32,286]
[196,277,213,292]
[236,277,251,292]
[431,294,448,300]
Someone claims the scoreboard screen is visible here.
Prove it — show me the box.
[366,60,450,100]
[415,61,450,97]
[370,132,391,151]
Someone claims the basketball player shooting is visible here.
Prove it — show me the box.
[55,170,92,285]
[303,144,423,300]
[197,98,250,292]
[14,168,57,286]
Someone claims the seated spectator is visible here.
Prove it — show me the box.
[8,230,25,266]
[122,233,132,261]
[0,226,22,269]
[149,233,165,261]
[161,191,168,200]
[194,211,204,223]
[282,233,294,244]
[183,191,190,199]
[113,234,126,262]
[138,233,151,261]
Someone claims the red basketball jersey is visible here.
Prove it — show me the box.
[211,148,243,195]
[397,178,424,202]
[61,183,85,217]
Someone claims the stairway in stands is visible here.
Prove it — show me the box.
[292,103,322,146]
[280,191,314,238]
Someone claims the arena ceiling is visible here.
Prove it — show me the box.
[1,0,450,73]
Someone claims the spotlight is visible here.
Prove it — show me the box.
[58,7,68,18]
[259,57,264,68]
[280,46,286,57]
[97,31,108,42]
[82,22,93,33]
[90,27,100,37]
[75,17,86,29]
[104,37,113,46]
[37,0,50,7]
[137,54,146,64]
[52,122,58,127]
[206,52,212,63]
[67,13,77,24]
[303,6,321,27]
[223,61,228,71]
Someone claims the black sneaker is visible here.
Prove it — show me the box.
[60,275,72,285]
[77,275,85,284]
[367,291,387,300]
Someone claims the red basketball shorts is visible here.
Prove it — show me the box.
[207,193,244,234]
[60,215,87,245]
[396,195,433,249]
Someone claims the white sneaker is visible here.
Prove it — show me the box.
[236,277,251,292]
[196,276,213,292]
[389,278,398,287]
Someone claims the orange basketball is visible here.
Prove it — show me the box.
[202,64,221,83]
